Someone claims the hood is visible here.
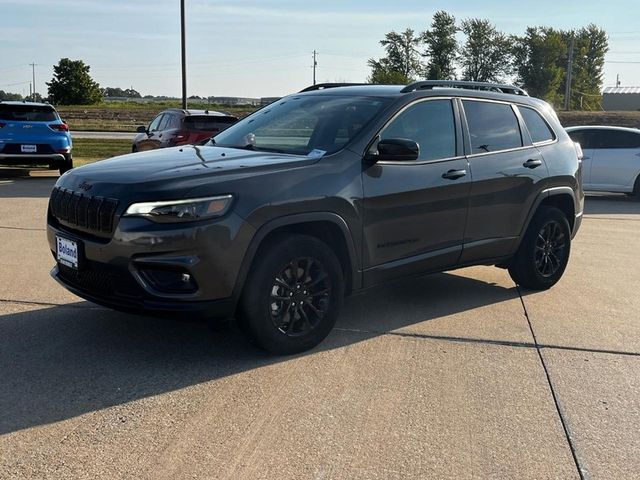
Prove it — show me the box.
[56,145,318,199]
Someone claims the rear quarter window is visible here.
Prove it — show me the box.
[462,100,522,153]
[519,106,555,144]
[0,104,58,122]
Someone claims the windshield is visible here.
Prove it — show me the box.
[209,95,391,155]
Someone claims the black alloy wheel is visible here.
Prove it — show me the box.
[533,220,567,278]
[239,234,344,355]
[508,206,571,290]
[269,257,332,337]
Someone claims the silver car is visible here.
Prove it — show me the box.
[566,126,640,197]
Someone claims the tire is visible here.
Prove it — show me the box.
[632,175,640,200]
[238,234,344,355]
[59,155,73,175]
[508,206,571,290]
[132,145,138,153]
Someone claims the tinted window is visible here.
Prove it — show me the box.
[597,130,640,149]
[148,114,164,131]
[463,100,522,153]
[0,104,57,122]
[158,114,172,131]
[519,106,554,143]
[380,99,456,161]
[567,130,597,149]
[185,115,237,131]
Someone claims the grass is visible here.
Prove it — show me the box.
[72,138,132,167]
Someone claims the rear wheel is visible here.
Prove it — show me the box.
[632,175,640,200]
[238,234,344,355]
[59,155,73,175]
[508,206,571,290]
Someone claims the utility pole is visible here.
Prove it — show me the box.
[312,50,317,85]
[29,62,37,101]
[180,0,187,109]
[616,74,621,87]
[563,36,574,111]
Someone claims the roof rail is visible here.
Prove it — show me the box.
[400,80,528,96]
[299,83,368,92]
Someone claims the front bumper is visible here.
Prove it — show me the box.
[47,212,256,319]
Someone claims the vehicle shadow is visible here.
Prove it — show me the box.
[0,270,516,435]
[584,194,640,215]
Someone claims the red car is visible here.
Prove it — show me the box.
[132,108,238,152]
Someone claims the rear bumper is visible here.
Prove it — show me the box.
[0,153,67,165]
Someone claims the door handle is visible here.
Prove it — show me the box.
[523,158,543,168]
[442,169,467,180]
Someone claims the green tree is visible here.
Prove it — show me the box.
[569,25,608,110]
[460,19,512,82]
[367,28,423,84]
[422,10,458,80]
[512,27,567,106]
[47,58,102,105]
[0,90,23,101]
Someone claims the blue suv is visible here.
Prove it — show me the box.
[0,101,73,174]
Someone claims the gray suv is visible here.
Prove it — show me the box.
[47,81,584,354]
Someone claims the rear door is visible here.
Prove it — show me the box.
[362,98,470,286]
[459,99,547,263]
[589,129,640,192]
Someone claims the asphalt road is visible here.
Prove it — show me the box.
[1,169,639,479]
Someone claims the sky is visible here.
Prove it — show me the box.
[1,0,639,99]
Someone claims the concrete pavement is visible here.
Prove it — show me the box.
[1,170,639,479]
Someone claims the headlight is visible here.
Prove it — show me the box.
[124,195,233,223]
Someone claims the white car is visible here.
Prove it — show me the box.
[566,126,640,197]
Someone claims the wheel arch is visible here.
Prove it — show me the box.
[232,213,361,305]
[521,187,577,237]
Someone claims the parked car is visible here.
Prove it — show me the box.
[0,101,72,174]
[566,126,640,197]
[132,108,238,152]
[47,81,583,355]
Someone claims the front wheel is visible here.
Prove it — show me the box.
[508,206,571,290]
[238,234,344,355]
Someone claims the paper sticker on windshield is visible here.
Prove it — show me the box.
[307,149,326,159]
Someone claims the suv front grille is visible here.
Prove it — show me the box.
[50,187,119,234]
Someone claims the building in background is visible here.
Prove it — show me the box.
[603,87,640,111]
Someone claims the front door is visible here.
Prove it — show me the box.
[362,98,470,287]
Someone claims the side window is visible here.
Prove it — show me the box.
[567,130,596,149]
[380,99,456,161]
[158,114,172,131]
[597,130,640,149]
[148,114,164,132]
[519,106,555,143]
[463,100,522,153]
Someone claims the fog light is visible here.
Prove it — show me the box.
[137,266,198,294]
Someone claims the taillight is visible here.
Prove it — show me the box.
[49,123,69,132]
[573,141,584,161]
[173,131,189,143]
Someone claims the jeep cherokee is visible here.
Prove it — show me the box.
[47,81,584,354]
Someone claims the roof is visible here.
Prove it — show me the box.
[603,86,640,95]
[0,101,54,108]
[163,108,236,118]
[296,84,548,109]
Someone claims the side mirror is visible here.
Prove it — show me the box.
[365,138,419,162]
[136,125,147,134]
